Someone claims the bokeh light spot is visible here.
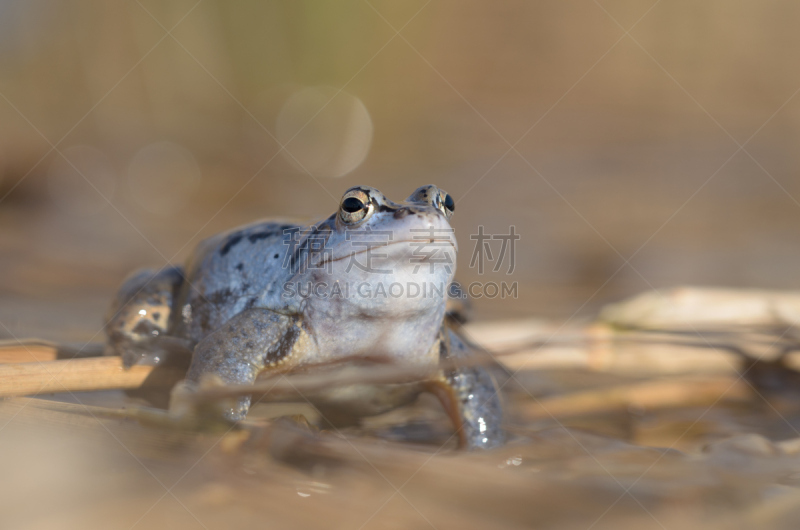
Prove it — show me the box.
[275,86,373,178]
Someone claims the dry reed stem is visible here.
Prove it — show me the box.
[0,357,180,397]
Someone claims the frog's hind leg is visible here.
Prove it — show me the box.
[105,266,184,367]
[426,328,506,450]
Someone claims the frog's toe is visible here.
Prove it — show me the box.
[168,376,244,429]
[108,342,160,368]
[222,397,250,422]
[168,379,199,418]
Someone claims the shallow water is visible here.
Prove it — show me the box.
[5,385,800,530]
[4,320,800,530]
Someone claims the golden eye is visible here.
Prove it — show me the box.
[434,189,455,218]
[443,193,455,212]
[342,196,364,212]
[340,190,371,223]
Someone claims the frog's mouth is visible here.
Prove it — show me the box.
[318,238,457,267]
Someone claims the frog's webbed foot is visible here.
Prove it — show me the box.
[428,329,506,450]
[168,375,242,429]
[94,386,236,433]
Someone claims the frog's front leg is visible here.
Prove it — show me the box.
[426,329,506,450]
[175,308,300,421]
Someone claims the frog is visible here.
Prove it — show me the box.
[104,185,505,450]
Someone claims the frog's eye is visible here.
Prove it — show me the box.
[406,185,454,218]
[339,191,371,224]
[433,190,455,217]
[443,193,455,212]
[342,197,364,212]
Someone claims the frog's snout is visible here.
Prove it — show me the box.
[374,200,457,254]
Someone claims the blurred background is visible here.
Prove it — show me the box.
[7,4,800,529]
[2,0,800,341]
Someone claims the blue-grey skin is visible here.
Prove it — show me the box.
[105,185,505,450]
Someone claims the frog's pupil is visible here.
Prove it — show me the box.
[342,197,365,213]
[444,194,455,211]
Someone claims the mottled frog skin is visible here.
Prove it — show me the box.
[105,185,505,449]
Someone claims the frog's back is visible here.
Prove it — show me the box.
[172,220,301,342]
